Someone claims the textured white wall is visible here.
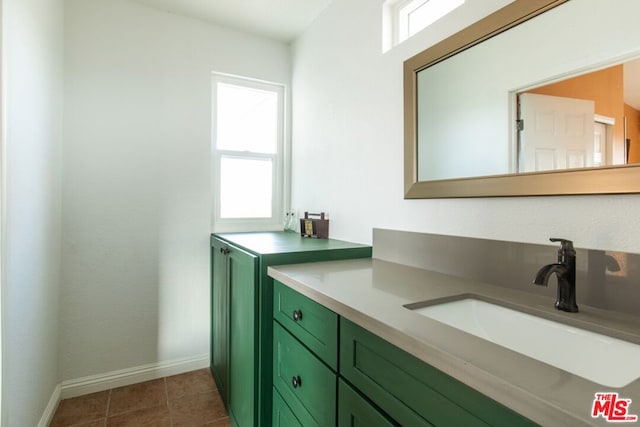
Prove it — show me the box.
[62,0,290,381]
[291,0,640,253]
[2,0,63,424]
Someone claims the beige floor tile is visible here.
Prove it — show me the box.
[108,378,167,416]
[206,416,232,426]
[170,391,228,426]
[105,404,170,427]
[50,391,109,427]
[166,368,216,399]
[65,420,106,427]
[50,370,230,426]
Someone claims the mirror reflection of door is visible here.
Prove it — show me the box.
[514,59,640,172]
[518,93,595,172]
[627,104,640,163]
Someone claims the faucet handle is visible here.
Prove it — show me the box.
[550,238,574,250]
[550,238,575,259]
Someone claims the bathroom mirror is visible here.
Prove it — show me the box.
[404,0,640,198]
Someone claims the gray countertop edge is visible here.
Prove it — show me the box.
[267,259,640,427]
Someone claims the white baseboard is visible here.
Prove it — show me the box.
[38,384,61,427]
[60,354,209,400]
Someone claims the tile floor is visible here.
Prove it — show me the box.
[50,368,231,426]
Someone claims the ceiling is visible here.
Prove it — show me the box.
[133,0,332,42]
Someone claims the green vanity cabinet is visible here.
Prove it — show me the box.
[272,279,385,427]
[271,280,536,427]
[340,318,536,427]
[210,232,372,427]
[272,280,339,426]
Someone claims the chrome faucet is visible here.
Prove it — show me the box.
[533,238,578,312]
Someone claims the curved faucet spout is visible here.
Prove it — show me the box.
[533,263,567,286]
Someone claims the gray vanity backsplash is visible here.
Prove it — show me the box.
[373,228,640,316]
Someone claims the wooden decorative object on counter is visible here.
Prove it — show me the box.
[300,212,329,239]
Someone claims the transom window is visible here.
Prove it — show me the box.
[383,0,465,51]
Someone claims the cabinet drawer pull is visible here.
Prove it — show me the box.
[292,309,303,321]
[219,248,230,255]
[291,375,302,388]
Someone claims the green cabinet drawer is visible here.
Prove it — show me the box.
[272,388,302,427]
[338,379,396,427]
[273,280,338,369]
[273,321,337,427]
[340,319,534,427]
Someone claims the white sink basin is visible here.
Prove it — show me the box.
[410,297,640,387]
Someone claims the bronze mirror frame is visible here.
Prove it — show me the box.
[404,0,640,198]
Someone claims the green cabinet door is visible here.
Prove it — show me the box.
[338,379,396,427]
[340,319,534,427]
[228,245,258,427]
[272,388,303,427]
[211,237,229,401]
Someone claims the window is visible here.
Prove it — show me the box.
[212,74,286,231]
[383,0,465,51]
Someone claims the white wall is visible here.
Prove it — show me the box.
[2,0,64,424]
[291,0,640,253]
[62,0,290,382]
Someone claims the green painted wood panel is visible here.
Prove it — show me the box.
[210,237,229,402]
[340,319,536,427]
[341,324,433,427]
[272,388,303,427]
[273,321,337,427]
[338,379,397,427]
[228,246,258,427]
[273,280,338,369]
[258,248,371,426]
[212,231,372,427]
[215,231,371,255]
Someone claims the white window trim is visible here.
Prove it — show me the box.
[397,0,428,44]
[211,73,288,232]
[384,0,428,51]
[383,0,465,52]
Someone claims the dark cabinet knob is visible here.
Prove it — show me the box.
[291,375,302,388]
[220,248,230,255]
[292,310,303,321]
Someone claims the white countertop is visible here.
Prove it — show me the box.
[268,258,640,427]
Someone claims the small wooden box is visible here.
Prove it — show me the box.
[300,212,329,239]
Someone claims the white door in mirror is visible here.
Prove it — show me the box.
[518,93,596,172]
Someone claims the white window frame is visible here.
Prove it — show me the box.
[398,0,427,43]
[383,0,465,51]
[211,73,287,232]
